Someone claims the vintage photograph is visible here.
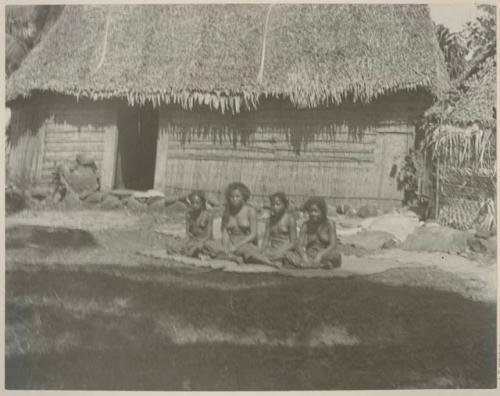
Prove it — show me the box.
[4,2,497,390]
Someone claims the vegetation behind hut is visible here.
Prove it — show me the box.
[420,5,496,231]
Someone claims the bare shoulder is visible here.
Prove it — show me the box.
[245,204,257,216]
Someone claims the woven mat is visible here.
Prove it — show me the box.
[136,249,355,278]
[136,249,278,273]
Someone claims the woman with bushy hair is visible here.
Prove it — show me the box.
[205,182,276,266]
[284,196,341,268]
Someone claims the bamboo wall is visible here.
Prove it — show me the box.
[7,94,118,190]
[6,103,47,187]
[155,94,427,209]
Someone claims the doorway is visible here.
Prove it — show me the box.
[115,103,159,191]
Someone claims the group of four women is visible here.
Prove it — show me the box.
[166,182,342,269]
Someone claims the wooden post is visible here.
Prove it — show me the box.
[154,126,169,191]
[34,122,46,184]
[435,156,440,219]
[101,124,118,191]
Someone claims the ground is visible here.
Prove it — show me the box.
[5,208,498,390]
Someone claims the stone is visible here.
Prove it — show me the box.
[84,191,105,204]
[357,204,378,218]
[99,194,123,210]
[336,204,352,215]
[381,238,398,249]
[5,190,29,215]
[340,230,396,251]
[346,207,357,217]
[467,236,489,254]
[164,200,188,215]
[29,185,52,200]
[149,198,166,211]
[125,197,147,211]
[401,225,470,254]
[133,189,165,204]
[367,211,420,242]
[164,195,183,206]
[110,189,135,199]
[147,195,165,205]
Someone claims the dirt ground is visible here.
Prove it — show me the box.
[6,209,496,302]
[5,208,498,390]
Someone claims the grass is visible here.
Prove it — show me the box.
[6,262,497,390]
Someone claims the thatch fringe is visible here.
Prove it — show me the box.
[426,124,496,169]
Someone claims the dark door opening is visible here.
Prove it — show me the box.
[115,103,159,191]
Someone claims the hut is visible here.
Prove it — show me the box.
[6,4,449,209]
[422,54,496,230]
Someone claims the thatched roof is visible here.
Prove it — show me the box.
[7,4,449,112]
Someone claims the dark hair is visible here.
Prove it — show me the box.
[224,182,251,204]
[302,196,328,221]
[188,190,206,210]
[270,192,289,208]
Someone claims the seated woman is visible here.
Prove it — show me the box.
[205,182,276,267]
[261,192,297,267]
[165,190,213,258]
[284,196,341,269]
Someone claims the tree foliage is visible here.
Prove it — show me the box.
[5,5,64,77]
[435,24,467,81]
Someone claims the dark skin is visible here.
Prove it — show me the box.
[221,189,258,252]
[262,196,297,252]
[185,195,212,241]
[298,203,338,266]
[221,188,277,267]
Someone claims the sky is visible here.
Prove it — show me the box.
[428,3,482,32]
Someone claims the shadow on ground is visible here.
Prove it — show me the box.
[6,225,98,250]
[5,263,497,390]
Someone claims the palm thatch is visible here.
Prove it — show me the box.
[423,49,496,230]
[423,56,496,168]
[6,4,448,112]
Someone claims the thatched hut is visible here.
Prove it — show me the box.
[6,4,449,208]
[422,55,496,230]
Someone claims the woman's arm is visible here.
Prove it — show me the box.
[297,222,310,264]
[207,212,214,240]
[261,217,271,249]
[185,211,193,238]
[285,213,298,251]
[221,212,231,251]
[231,206,259,251]
[314,221,338,263]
